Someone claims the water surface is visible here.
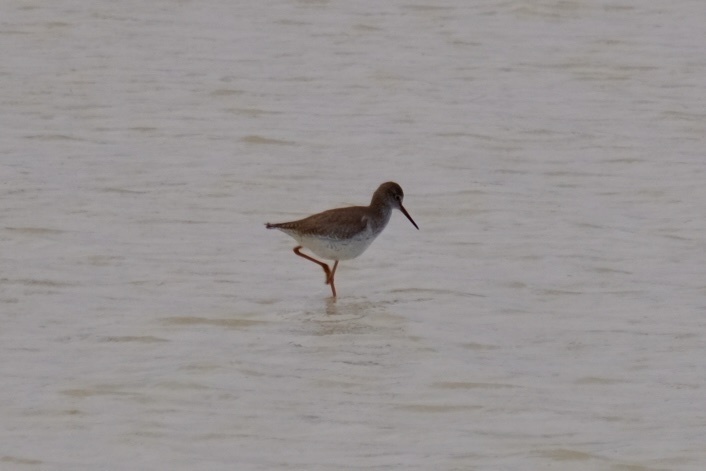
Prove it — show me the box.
[2,1,705,469]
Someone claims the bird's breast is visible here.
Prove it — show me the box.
[300,224,378,261]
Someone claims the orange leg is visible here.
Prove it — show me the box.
[327,260,339,298]
[293,246,331,284]
[292,247,339,298]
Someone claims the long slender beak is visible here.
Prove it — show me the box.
[399,204,419,230]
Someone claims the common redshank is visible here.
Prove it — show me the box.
[265,182,418,298]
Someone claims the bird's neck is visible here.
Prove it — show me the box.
[368,201,393,232]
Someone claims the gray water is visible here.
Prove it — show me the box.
[2,1,705,469]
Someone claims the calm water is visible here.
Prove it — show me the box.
[2,1,705,469]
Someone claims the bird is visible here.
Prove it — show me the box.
[265,182,418,298]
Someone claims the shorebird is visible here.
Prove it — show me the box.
[265,182,418,298]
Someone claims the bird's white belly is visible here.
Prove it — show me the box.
[299,230,377,261]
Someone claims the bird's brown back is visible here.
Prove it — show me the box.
[266,206,370,240]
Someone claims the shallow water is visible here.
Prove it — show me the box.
[2,1,706,469]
